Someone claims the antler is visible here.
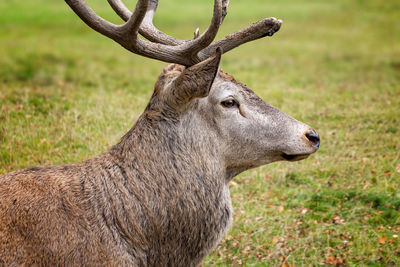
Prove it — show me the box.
[66,0,282,66]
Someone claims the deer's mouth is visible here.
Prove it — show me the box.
[281,153,310,161]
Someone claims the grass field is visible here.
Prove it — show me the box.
[1,0,399,265]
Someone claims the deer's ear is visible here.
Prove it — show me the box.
[171,47,222,104]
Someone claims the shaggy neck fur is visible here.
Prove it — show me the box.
[83,106,232,265]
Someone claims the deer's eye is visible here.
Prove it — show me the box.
[221,99,238,108]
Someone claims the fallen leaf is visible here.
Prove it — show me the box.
[242,245,251,254]
[324,255,336,264]
[272,236,280,243]
[278,206,284,213]
[363,181,371,190]
[324,255,346,265]
[332,215,345,224]
[378,236,386,244]
[384,171,391,177]
[281,262,294,267]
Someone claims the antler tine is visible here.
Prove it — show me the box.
[65,0,147,42]
[107,0,183,45]
[221,0,229,23]
[198,17,282,61]
[122,0,148,36]
[180,0,223,58]
[107,0,131,21]
[140,0,183,45]
[111,0,195,65]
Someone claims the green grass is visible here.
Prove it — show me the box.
[1,0,399,265]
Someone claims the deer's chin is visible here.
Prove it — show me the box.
[281,153,310,162]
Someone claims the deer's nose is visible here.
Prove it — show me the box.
[305,131,320,148]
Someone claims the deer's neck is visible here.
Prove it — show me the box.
[94,113,231,263]
[113,112,224,180]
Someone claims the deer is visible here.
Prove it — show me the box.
[0,0,320,265]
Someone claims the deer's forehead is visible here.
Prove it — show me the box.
[211,81,240,98]
[213,77,258,100]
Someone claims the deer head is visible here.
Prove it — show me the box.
[66,0,320,178]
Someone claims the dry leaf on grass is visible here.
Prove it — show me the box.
[281,261,294,267]
[272,236,280,243]
[378,236,386,244]
[324,254,346,266]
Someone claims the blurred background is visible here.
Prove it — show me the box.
[0,0,399,265]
